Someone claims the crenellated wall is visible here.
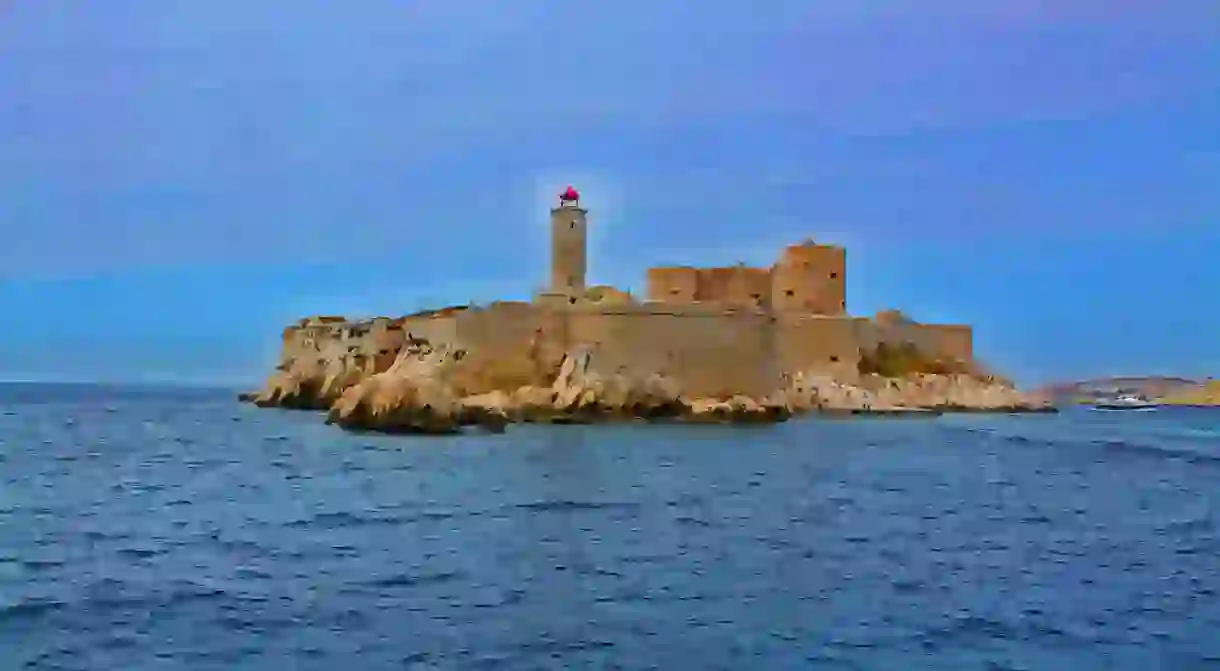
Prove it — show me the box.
[645,241,845,315]
[646,265,772,308]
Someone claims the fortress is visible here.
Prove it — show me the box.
[276,188,977,401]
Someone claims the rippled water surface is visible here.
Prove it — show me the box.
[2,383,1220,670]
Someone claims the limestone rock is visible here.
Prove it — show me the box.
[686,394,792,423]
[249,354,374,411]
[502,385,566,423]
[252,367,327,410]
[324,340,478,434]
[883,374,1054,412]
[787,372,898,413]
[457,391,512,433]
[327,374,462,434]
[549,346,688,420]
[246,318,406,411]
[787,371,1053,414]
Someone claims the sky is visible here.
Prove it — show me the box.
[0,0,1217,386]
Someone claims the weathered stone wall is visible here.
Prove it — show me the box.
[776,315,869,382]
[771,241,846,315]
[646,267,699,303]
[694,267,735,303]
[441,301,557,394]
[646,265,772,308]
[401,302,784,399]
[698,266,772,308]
[455,301,556,369]
[856,315,974,364]
[565,303,781,399]
[399,313,460,348]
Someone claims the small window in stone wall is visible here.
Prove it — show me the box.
[785,290,795,297]
[830,272,838,279]
[830,355,839,363]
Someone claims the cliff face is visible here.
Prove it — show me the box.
[244,306,1052,435]
[248,317,404,410]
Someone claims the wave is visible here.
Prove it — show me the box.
[360,570,465,588]
[949,425,1220,468]
[1,580,232,625]
[513,500,641,513]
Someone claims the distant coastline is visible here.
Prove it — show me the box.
[1036,376,1220,407]
[0,378,251,393]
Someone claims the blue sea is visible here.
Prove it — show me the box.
[1,383,1219,670]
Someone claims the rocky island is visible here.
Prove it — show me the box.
[242,187,1052,434]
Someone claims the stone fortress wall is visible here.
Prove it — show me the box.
[647,241,848,315]
[275,190,976,396]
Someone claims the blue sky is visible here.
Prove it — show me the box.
[0,1,1217,386]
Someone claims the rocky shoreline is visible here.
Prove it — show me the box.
[241,337,1056,436]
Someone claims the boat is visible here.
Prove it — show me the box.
[1091,394,1159,411]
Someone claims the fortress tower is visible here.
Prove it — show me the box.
[549,186,588,297]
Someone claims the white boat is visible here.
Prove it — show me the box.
[1091,394,1159,411]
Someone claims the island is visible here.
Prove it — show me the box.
[242,187,1053,434]
[1159,381,1220,406]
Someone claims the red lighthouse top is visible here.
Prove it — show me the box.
[559,186,580,204]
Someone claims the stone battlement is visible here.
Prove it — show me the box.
[645,240,846,315]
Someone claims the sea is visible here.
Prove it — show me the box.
[1,383,1219,671]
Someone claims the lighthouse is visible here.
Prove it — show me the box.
[549,186,587,298]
